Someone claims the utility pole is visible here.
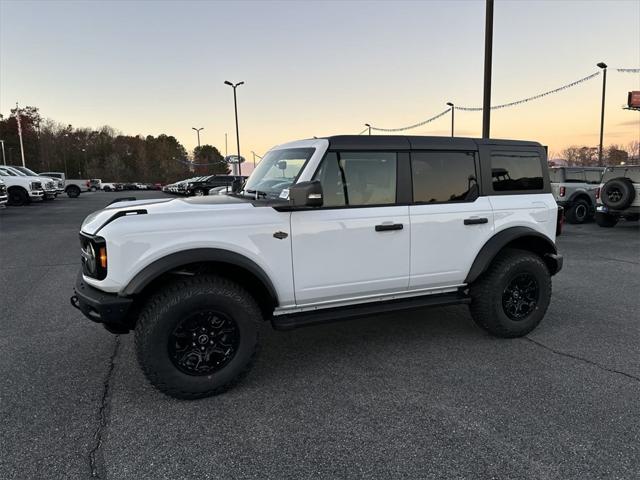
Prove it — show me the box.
[364,123,371,135]
[0,140,5,165]
[446,102,455,137]
[225,133,228,157]
[482,0,494,138]
[15,102,26,167]
[192,127,204,148]
[597,62,608,163]
[224,81,244,176]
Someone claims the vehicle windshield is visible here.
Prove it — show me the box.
[241,147,315,199]
[0,167,18,176]
[15,166,39,176]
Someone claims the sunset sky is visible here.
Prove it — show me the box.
[1,0,639,161]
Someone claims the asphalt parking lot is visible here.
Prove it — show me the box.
[1,192,639,480]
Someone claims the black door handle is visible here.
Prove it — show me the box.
[464,217,488,225]
[375,223,404,232]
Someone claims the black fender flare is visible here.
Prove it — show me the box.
[567,190,593,206]
[465,227,559,284]
[121,248,278,306]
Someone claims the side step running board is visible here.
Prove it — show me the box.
[272,292,470,331]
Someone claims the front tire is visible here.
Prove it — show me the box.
[469,248,551,338]
[8,187,29,206]
[135,275,262,399]
[595,212,618,228]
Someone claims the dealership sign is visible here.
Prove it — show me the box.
[225,155,246,164]
[628,91,640,109]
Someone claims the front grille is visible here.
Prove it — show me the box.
[0,185,6,195]
[45,181,55,190]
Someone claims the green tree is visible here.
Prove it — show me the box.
[193,145,229,175]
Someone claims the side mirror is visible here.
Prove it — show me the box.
[289,180,323,207]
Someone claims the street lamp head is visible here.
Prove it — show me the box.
[236,81,245,87]
[597,62,607,69]
[364,123,370,127]
[446,102,454,107]
[224,81,233,86]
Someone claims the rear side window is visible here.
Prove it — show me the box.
[491,152,544,191]
[313,151,397,207]
[584,170,603,184]
[564,170,586,182]
[549,169,563,182]
[411,151,477,203]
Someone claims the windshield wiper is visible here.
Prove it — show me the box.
[245,189,268,199]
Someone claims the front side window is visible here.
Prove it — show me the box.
[491,152,544,191]
[411,151,477,203]
[242,147,315,200]
[313,151,397,207]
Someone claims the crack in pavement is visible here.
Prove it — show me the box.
[524,336,640,383]
[596,256,640,266]
[89,336,120,479]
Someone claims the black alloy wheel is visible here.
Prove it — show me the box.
[502,273,539,321]
[168,311,240,376]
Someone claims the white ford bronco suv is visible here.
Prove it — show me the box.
[71,136,563,399]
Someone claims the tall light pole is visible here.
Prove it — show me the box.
[0,140,5,165]
[364,123,371,136]
[225,133,228,157]
[192,127,204,148]
[597,62,607,163]
[15,102,26,167]
[446,102,455,137]
[482,0,494,138]
[224,80,244,176]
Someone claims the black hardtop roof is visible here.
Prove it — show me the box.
[551,166,606,170]
[324,135,542,151]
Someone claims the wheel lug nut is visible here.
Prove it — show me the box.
[200,346,205,351]
[192,342,196,346]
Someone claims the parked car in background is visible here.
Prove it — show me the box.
[40,172,91,198]
[0,166,45,205]
[0,178,7,207]
[595,165,640,227]
[8,166,63,193]
[208,185,232,195]
[2,166,58,199]
[550,166,603,223]
[102,183,117,191]
[185,175,244,196]
[89,179,102,191]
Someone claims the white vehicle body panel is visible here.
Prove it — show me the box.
[81,197,297,307]
[409,197,495,289]
[488,193,557,242]
[290,205,410,305]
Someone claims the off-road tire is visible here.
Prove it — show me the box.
[566,198,590,224]
[7,187,29,206]
[66,185,81,198]
[595,212,618,228]
[135,275,262,399]
[469,248,551,338]
[600,177,635,210]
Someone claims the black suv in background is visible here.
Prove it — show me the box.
[185,175,246,196]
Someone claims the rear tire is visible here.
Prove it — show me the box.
[66,185,81,198]
[469,248,551,338]
[135,275,262,399]
[566,198,590,224]
[595,212,618,228]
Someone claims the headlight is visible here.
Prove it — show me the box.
[30,181,42,191]
[80,234,107,280]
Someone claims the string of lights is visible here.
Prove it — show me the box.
[369,108,451,132]
[364,68,639,133]
[455,71,601,111]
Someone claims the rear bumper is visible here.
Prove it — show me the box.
[596,205,640,215]
[71,270,134,333]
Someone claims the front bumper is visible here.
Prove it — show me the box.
[29,190,44,200]
[71,270,134,333]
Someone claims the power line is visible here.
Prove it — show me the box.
[616,68,640,73]
[369,108,451,132]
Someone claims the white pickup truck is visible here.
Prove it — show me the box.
[40,172,91,198]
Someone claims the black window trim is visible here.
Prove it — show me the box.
[409,149,481,206]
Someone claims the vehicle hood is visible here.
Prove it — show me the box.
[80,195,252,235]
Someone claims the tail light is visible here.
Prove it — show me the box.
[86,181,91,187]
[559,186,566,197]
[595,187,600,200]
[556,206,564,236]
